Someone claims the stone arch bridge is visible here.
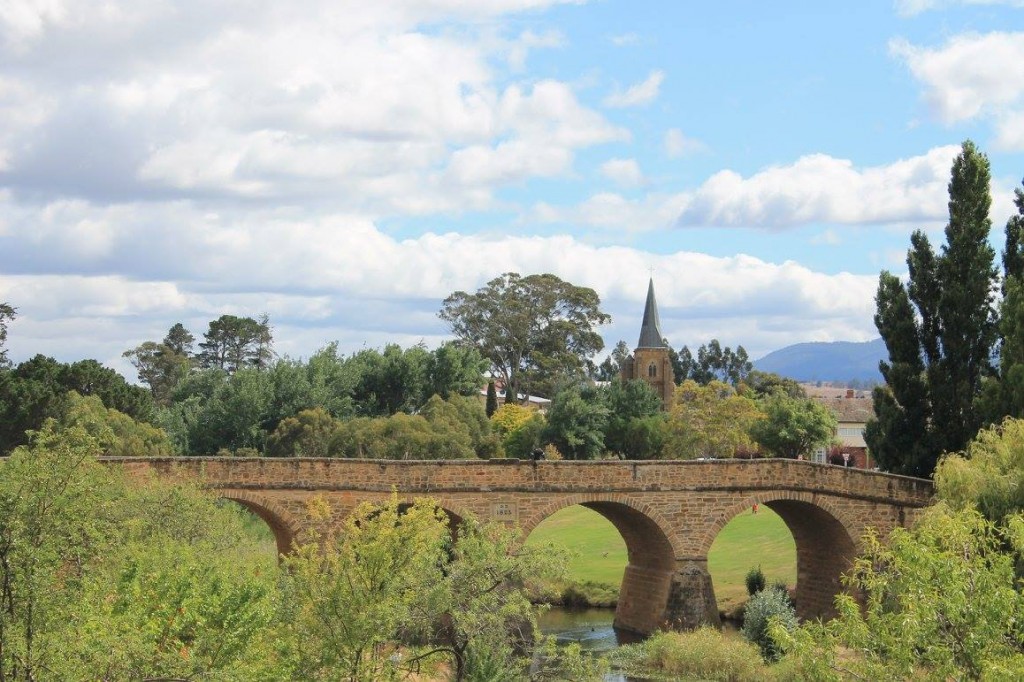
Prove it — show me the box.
[107,457,933,635]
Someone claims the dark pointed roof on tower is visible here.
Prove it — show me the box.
[637,278,668,349]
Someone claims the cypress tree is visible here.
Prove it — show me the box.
[485,380,498,417]
[867,141,997,477]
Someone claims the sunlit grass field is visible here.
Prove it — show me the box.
[525,505,796,612]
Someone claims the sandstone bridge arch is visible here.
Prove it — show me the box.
[106,457,933,634]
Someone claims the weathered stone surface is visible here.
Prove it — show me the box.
[102,457,933,634]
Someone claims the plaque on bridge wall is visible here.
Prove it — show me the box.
[492,502,518,522]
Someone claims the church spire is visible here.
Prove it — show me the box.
[637,278,668,349]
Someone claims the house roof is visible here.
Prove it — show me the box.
[816,396,874,423]
[637,278,668,349]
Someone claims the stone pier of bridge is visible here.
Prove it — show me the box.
[106,457,933,634]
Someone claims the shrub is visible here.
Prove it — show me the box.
[609,629,768,681]
[742,587,798,662]
[771,579,794,609]
[745,565,766,596]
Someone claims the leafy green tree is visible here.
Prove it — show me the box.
[417,518,570,681]
[331,411,476,460]
[674,340,753,386]
[439,272,610,401]
[0,355,154,454]
[603,380,665,459]
[197,314,274,372]
[348,343,430,416]
[750,392,836,459]
[740,370,805,399]
[66,480,280,680]
[278,495,452,681]
[266,407,340,458]
[775,506,1024,680]
[664,380,763,459]
[0,302,15,368]
[981,180,1024,422]
[424,342,487,401]
[935,417,1024,525]
[542,385,609,460]
[595,340,631,381]
[503,413,546,459]
[56,391,172,457]
[0,425,122,681]
[122,339,192,405]
[485,381,498,417]
[868,141,998,477]
[163,322,195,355]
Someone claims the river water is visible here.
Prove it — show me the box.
[536,607,653,682]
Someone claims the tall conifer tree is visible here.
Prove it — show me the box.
[867,141,997,477]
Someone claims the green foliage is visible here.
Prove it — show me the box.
[750,391,836,459]
[739,370,805,399]
[935,417,1024,524]
[278,495,451,681]
[439,272,610,402]
[421,517,570,681]
[197,313,274,372]
[776,505,1024,680]
[424,342,488,401]
[0,426,122,680]
[123,330,192,405]
[745,565,766,596]
[502,413,546,458]
[869,141,998,477]
[0,354,155,454]
[279,494,569,681]
[331,408,477,459]
[0,302,15,368]
[491,402,535,436]
[485,380,498,417]
[610,629,769,682]
[603,379,665,459]
[266,407,340,457]
[57,391,172,456]
[542,385,609,459]
[741,585,797,662]
[347,343,431,416]
[595,339,630,381]
[673,339,753,386]
[664,380,763,459]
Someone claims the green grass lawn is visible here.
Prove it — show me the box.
[525,505,796,613]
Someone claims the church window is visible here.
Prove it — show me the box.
[648,363,657,378]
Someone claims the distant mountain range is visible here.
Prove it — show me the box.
[753,338,886,384]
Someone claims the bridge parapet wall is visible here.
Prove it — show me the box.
[108,457,933,508]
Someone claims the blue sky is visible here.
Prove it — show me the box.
[1,0,1023,380]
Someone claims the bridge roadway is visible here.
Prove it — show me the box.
[105,456,934,634]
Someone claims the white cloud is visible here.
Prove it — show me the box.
[0,198,880,367]
[0,0,619,213]
[894,0,1024,16]
[610,32,638,46]
[664,128,706,158]
[603,70,665,108]
[677,146,960,228]
[599,158,644,186]
[505,29,564,71]
[892,32,1024,149]
[532,146,969,232]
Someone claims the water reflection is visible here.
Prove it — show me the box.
[537,607,652,682]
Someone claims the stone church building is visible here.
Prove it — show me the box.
[620,279,675,409]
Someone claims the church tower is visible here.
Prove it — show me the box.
[620,279,675,410]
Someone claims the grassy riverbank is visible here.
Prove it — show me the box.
[525,505,796,612]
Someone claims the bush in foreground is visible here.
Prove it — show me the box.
[742,587,797,662]
[609,628,769,682]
